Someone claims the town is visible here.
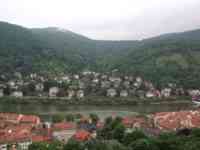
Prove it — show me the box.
[1,109,200,150]
[0,70,199,100]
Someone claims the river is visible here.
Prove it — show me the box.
[0,100,194,121]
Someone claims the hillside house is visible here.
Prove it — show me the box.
[61,76,71,83]
[76,90,84,99]
[120,90,128,97]
[49,87,59,97]
[11,91,23,97]
[123,81,130,89]
[188,89,200,97]
[107,88,117,97]
[146,91,155,98]
[35,83,44,92]
[67,90,75,99]
[101,81,111,89]
[161,88,171,97]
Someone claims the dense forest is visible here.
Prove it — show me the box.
[1,21,200,88]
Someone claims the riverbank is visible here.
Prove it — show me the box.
[0,96,191,106]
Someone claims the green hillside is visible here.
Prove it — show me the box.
[1,21,200,87]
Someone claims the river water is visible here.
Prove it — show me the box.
[0,101,194,121]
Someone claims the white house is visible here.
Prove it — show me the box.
[120,90,128,97]
[161,88,172,98]
[146,91,155,98]
[49,87,59,97]
[76,90,84,99]
[11,91,23,97]
[67,90,75,99]
[107,88,117,97]
[35,83,44,92]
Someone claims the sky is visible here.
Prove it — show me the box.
[0,0,200,40]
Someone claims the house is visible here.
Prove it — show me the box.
[188,89,200,97]
[82,70,92,76]
[161,88,171,98]
[35,83,44,92]
[49,87,59,97]
[76,90,84,99]
[136,90,145,99]
[0,113,22,124]
[30,73,37,79]
[133,82,141,88]
[107,88,117,97]
[73,75,79,80]
[11,91,23,97]
[109,77,122,83]
[120,90,128,97]
[61,76,71,83]
[146,91,155,98]
[136,77,142,83]
[52,122,76,142]
[92,78,99,84]
[122,116,148,129]
[0,89,4,97]
[67,90,75,99]
[8,81,15,88]
[20,115,41,126]
[101,81,111,89]
[123,81,130,89]
[78,81,85,89]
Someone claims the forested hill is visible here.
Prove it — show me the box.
[1,21,200,87]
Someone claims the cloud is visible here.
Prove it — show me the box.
[0,0,200,40]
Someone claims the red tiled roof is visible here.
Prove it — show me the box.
[31,135,52,143]
[0,113,22,123]
[122,116,147,128]
[0,113,41,125]
[73,130,91,141]
[20,115,41,125]
[53,122,76,131]
[153,110,200,131]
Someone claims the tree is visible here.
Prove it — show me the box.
[65,114,75,122]
[63,139,84,150]
[48,141,63,150]
[52,114,65,123]
[112,123,126,143]
[182,140,200,150]
[129,138,159,150]
[123,130,147,146]
[28,142,48,150]
[89,113,99,125]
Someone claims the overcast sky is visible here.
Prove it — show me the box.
[0,0,200,40]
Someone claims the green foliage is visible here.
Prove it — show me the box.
[28,142,49,150]
[98,117,125,142]
[129,138,159,150]
[89,113,99,125]
[65,114,75,122]
[123,130,147,146]
[1,21,200,88]
[63,139,84,150]
[52,114,65,123]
